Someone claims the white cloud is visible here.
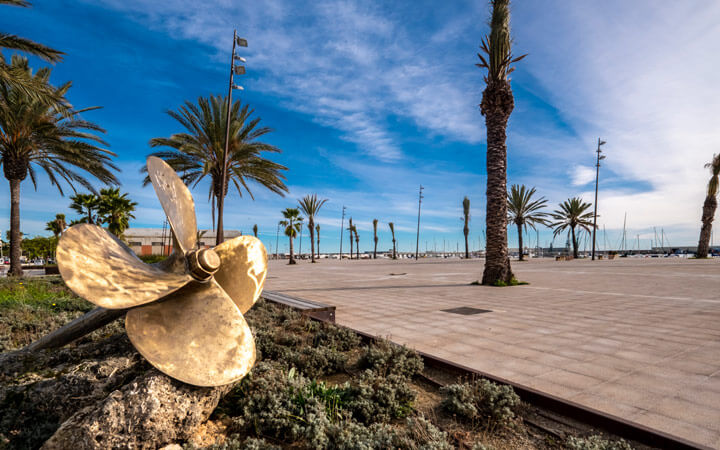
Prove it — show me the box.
[570,165,596,186]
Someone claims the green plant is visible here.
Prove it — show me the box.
[441,378,520,426]
[144,96,288,231]
[357,339,424,378]
[507,184,548,261]
[279,208,303,265]
[549,197,595,259]
[566,435,633,450]
[298,194,327,263]
[345,370,416,424]
[138,254,168,264]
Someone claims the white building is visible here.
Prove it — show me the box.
[124,228,242,256]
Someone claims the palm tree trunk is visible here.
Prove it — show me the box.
[373,237,378,259]
[481,83,514,285]
[571,226,578,259]
[517,223,524,261]
[309,220,316,263]
[349,234,353,260]
[8,178,23,277]
[392,238,396,259]
[464,227,469,259]
[355,237,359,260]
[697,195,716,258]
[288,234,296,264]
[316,234,320,259]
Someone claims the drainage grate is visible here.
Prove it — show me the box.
[441,307,492,315]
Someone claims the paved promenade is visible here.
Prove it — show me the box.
[265,257,720,448]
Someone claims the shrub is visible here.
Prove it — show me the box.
[566,435,633,450]
[357,339,424,378]
[345,370,416,424]
[440,378,520,426]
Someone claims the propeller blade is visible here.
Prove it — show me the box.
[147,156,198,253]
[213,236,268,313]
[57,224,192,309]
[125,280,256,387]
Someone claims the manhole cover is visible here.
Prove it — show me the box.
[441,307,492,315]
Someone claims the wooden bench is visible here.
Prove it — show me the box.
[261,290,336,323]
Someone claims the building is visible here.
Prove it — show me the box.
[124,228,242,256]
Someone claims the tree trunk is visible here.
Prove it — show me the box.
[355,237,359,260]
[696,195,717,258]
[349,234,353,260]
[392,239,396,259]
[373,237,378,259]
[308,220,316,263]
[517,222,524,261]
[9,178,23,277]
[316,234,320,260]
[480,82,514,285]
[288,234,296,264]
[464,227,469,259]
[571,226,578,259]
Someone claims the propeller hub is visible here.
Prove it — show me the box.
[188,248,221,281]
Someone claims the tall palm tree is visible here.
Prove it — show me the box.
[550,197,594,259]
[477,0,526,285]
[45,213,66,238]
[97,188,137,237]
[347,217,354,260]
[372,218,379,259]
[1,0,63,101]
[462,197,471,259]
[69,193,99,224]
[697,154,720,258]
[298,194,327,263]
[315,224,320,259]
[0,56,118,276]
[389,222,397,259]
[507,184,548,261]
[279,207,302,265]
[353,225,359,260]
[145,95,288,233]
[252,224,258,237]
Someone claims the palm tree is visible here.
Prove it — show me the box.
[97,188,137,237]
[69,193,99,224]
[315,224,320,259]
[279,208,302,265]
[477,0,526,285]
[0,56,118,276]
[550,197,594,259]
[507,185,548,261]
[252,224,258,237]
[697,154,720,258]
[348,217,354,260]
[145,95,288,234]
[1,0,63,101]
[298,194,327,263]
[389,222,397,259]
[45,213,66,238]
[372,218,379,259]
[462,197,471,259]
[353,225,360,260]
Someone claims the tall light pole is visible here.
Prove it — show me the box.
[275,221,280,260]
[415,185,424,260]
[216,30,248,246]
[339,205,346,259]
[591,138,606,260]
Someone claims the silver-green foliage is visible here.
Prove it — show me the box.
[566,435,633,450]
[440,378,520,426]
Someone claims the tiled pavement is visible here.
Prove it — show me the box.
[265,257,720,449]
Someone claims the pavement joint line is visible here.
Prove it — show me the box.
[523,286,720,304]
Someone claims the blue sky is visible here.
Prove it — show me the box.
[2,0,720,253]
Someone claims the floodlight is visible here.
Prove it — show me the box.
[234,56,246,62]
[234,66,246,75]
[236,37,248,47]
[232,84,244,90]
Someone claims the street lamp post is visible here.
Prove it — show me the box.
[415,185,423,260]
[339,206,346,259]
[216,30,248,246]
[591,138,606,260]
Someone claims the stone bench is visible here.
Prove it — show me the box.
[261,290,336,323]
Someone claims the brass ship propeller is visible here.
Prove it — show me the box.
[56,156,267,387]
